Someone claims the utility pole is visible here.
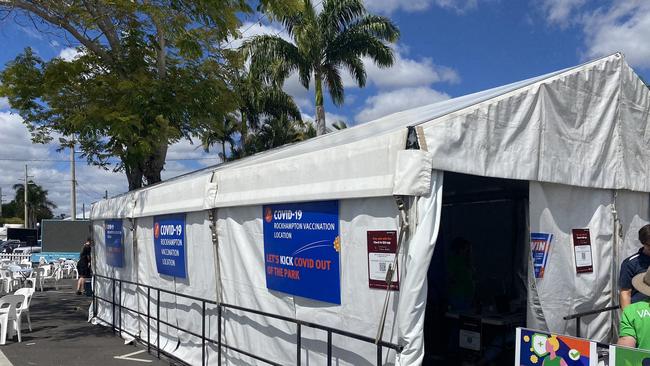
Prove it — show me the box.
[0,187,3,218]
[24,165,28,228]
[71,144,76,221]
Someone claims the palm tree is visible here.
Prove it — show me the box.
[201,114,239,162]
[252,116,315,151]
[234,71,302,154]
[243,0,399,135]
[13,181,57,226]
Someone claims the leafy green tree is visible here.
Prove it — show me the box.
[243,0,399,135]
[0,0,301,190]
[12,181,56,227]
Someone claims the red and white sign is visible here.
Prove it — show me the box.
[572,228,594,274]
[367,231,399,290]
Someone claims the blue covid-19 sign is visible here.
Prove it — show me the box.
[105,220,123,267]
[263,200,340,304]
[153,214,187,278]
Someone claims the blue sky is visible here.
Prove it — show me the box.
[0,0,649,215]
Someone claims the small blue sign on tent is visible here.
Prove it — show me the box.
[263,200,341,304]
[105,220,124,267]
[153,214,187,278]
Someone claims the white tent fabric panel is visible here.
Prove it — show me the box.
[91,193,136,220]
[166,211,218,366]
[528,182,614,342]
[616,191,650,263]
[133,172,214,218]
[216,198,407,365]
[217,205,298,365]
[421,54,633,191]
[294,197,401,365]
[209,132,406,208]
[396,170,443,366]
[618,64,650,193]
[132,217,180,355]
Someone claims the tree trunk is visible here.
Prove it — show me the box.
[314,74,326,136]
[240,110,248,156]
[125,163,144,191]
[221,141,227,162]
[142,143,168,185]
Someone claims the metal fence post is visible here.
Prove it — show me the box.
[147,287,151,353]
[297,324,301,366]
[327,331,332,366]
[111,278,116,334]
[377,345,382,366]
[157,289,161,359]
[118,281,122,333]
[218,304,222,366]
[202,301,206,366]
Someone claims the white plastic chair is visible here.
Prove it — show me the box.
[25,268,43,292]
[13,288,33,332]
[63,260,78,279]
[41,267,61,290]
[0,271,12,294]
[0,294,23,344]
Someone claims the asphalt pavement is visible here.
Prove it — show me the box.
[0,279,172,366]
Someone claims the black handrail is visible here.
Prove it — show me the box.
[92,273,402,366]
[563,305,620,338]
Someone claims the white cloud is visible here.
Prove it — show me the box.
[365,0,479,14]
[0,111,221,217]
[582,1,650,69]
[540,0,586,25]
[58,47,83,62]
[355,87,450,123]
[0,97,9,110]
[353,52,460,89]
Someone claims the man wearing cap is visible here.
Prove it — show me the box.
[619,225,650,310]
[618,267,650,349]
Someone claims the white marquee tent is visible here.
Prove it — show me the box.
[91,53,650,365]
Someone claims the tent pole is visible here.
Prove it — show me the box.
[376,196,409,344]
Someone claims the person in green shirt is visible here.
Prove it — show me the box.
[618,267,650,349]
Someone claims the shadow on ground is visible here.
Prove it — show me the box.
[0,279,170,366]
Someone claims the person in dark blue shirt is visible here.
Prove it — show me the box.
[620,224,650,309]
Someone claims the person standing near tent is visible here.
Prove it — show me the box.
[619,225,650,309]
[75,238,92,295]
[618,267,650,349]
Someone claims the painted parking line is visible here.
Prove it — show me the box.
[114,350,152,363]
[0,350,13,366]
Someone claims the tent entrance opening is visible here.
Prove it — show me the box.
[424,172,529,365]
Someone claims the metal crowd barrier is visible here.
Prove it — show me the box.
[92,274,402,366]
[563,305,620,338]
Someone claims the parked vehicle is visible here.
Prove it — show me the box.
[0,240,22,253]
[12,243,41,254]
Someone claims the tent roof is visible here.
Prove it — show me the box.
[92,53,650,219]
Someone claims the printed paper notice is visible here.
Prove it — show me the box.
[367,231,399,290]
[572,229,594,274]
[574,245,593,268]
